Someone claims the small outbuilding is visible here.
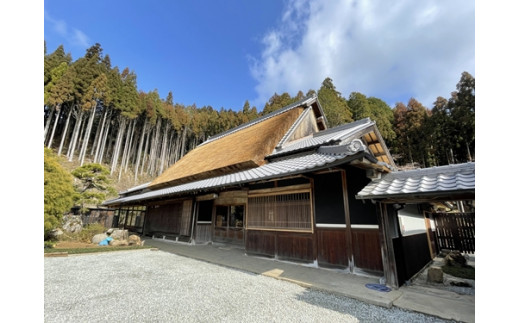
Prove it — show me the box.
[356,162,475,287]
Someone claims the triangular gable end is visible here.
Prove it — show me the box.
[349,123,396,173]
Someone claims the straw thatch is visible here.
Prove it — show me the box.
[150,107,305,189]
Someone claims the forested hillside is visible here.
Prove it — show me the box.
[44,42,475,192]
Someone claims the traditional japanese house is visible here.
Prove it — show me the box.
[103,94,397,276]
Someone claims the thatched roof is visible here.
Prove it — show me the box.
[149,107,305,189]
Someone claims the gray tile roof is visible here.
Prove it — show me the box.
[103,143,367,206]
[119,182,151,194]
[268,118,374,158]
[356,162,475,200]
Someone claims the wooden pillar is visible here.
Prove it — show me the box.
[376,202,399,288]
[342,170,354,272]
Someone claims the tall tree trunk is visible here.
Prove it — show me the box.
[121,119,137,176]
[79,104,98,166]
[91,107,107,156]
[134,120,148,182]
[47,106,61,148]
[140,126,151,176]
[166,130,176,168]
[118,119,134,181]
[43,106,55,142]
[148,119,162,176]
[68,109,84,161]
[180,126,188,159]
[159,122,170,174]
[110,116,127,175]
[125,119,137,173]
[98,122,111,164]
[94,108,110,163]
[466,141,473,162]
[173,131,182,163]
[57,107,72,156]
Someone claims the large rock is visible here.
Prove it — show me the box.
[49,228,63,239]
[427,266,444,283]
[128,235,142,246]
[445,251,467,267]
[62,215,83,233]
[110,229,128,240]
[109,239,129,246]
[92,233,108,244]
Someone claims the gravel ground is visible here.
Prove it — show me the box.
[45,250,454,323]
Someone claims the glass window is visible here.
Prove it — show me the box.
[229,206,244,228]
[215,206,228,228]
[215,205,244,229]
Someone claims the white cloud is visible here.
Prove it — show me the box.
[44,11,90,52]
[72,29,90,48]
[250,0,475,109]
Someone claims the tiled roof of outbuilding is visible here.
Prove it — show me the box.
[356,162,475,201]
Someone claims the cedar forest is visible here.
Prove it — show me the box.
[44,43,475,192]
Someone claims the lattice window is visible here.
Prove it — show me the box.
[247,192,312,231]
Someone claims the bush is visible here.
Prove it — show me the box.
[44,241,55,249]
[44,147,77,240]
[59,223,107,243]
[442,264,475,280]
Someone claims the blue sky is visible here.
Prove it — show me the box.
[44,0,475,111]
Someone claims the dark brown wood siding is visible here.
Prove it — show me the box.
[316,228,348,268]
[144,202,183,235]
[246,230,313,262]
[351,228,383,272]
[246,230,276,257]
[277,233,314,262]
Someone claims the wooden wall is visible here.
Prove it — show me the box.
[351,228,383,273]
[144,201,183,236]
[316,228,349,268]
[393,233,432,286]
[246,230,313,262]
[194,223,212,243]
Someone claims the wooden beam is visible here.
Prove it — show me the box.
[248,183,311,197]
[377,203,399,288]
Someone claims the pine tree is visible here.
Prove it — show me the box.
[71,163,116,214]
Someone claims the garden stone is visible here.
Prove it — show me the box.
[62,215,83,233]
[427,266,444,283]
[128,235,142,246]
[110,239,129,246]
[49,228,63,239]
[110,229,128,240]
[92,233,108,244]
[445,251,467,267]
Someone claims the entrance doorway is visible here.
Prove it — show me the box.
[214,205,245,245]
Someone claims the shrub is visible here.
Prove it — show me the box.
[76,223,107,243]
[59,223,107,243]
[44,147,77,240]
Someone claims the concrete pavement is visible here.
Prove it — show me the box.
[143,237,475,323]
